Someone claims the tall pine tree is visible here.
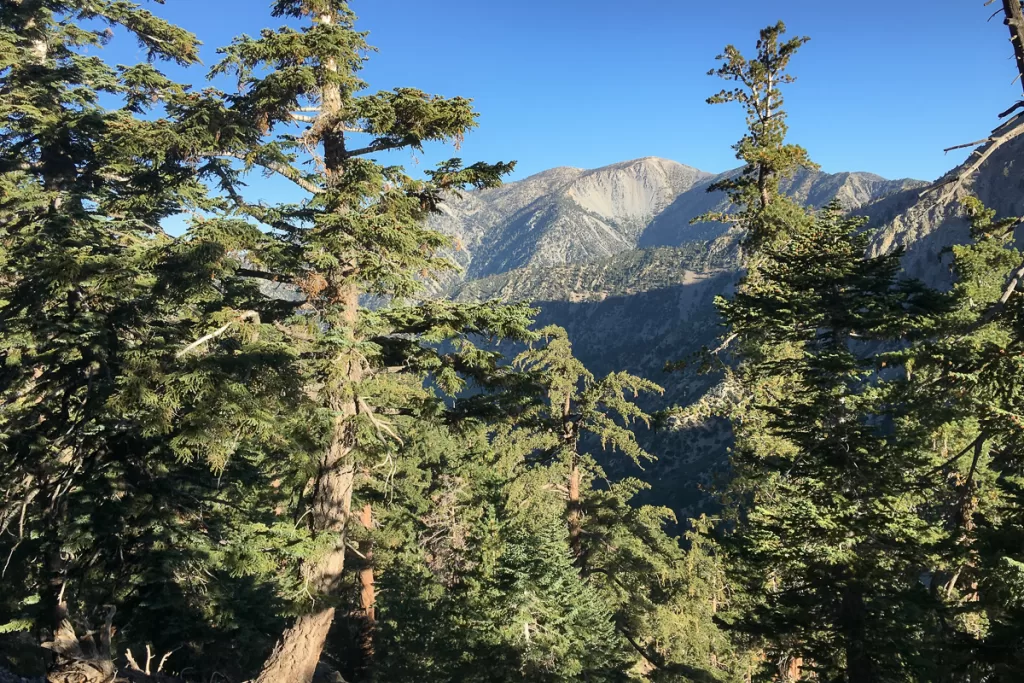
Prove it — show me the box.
[184,2,542,679]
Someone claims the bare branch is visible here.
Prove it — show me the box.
[998,100,1024,118]
[710,333,738,355]
[928,118,1024,201]
[157,649,176,673]
[343,139,409,159]
[199,152,323,195]
[177,311,259,359]
[943,137,995,153]
[235,268,294,283]
[998,256,1024,305]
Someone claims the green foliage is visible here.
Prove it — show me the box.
[0,2,315,678]
[697,21,818,251]
[897,197,1024,681]
[713,202,951,681]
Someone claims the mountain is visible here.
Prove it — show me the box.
[430,156,923,288]
[864,135,1024,287]
[430,158,710,283]
[433,146,1023,519]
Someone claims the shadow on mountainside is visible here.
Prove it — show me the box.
[523,278,739,522]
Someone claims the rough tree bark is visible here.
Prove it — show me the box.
[255,10,362,683]
[562,391,583,559]
[840,583,875,683]
[999,0,1024,89]
[776,655,802,682]
[356,503,376,673]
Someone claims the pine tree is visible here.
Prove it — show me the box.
[508,326,662,562]
[0,2,314,678]
[183,2,540,679]
[715,203,946,682]
[900,197,1024,680]
[696,21,817,252]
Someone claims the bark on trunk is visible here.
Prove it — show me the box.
[562,392,583,559]
[255,608,336,683]
[357,503,376,673]
[567,462,582,557]
[777,654,802,682]
[1003,0,1024,93]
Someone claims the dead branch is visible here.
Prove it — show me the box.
[998,100,1024,117]
[998,256,1024,304]
[710,333,738,355]
[943,137,994,153]
[929,116,1024,201]
[176,311,260,358]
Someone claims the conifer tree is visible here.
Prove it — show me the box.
[696,21,817,251]
[0,3,316,678]
[714,203,946,682]
[901,198,1024,680]
[184,2,538,679]
[508,326,662,561]
[0,0,196,640]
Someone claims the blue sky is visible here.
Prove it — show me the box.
[104,0,1018,186]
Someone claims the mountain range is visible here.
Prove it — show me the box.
[429,139,1024,518]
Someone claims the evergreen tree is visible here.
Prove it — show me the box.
[901,198,1024,681]
[183,2,543,680]
[714,203,946,682]
[696,21,817,251]
[0,2,317,678]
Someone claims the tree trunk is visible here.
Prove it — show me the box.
[255,406,356,683]
[357,503,376,673]
[255,9,360,682]
[567,461,582,557]
[562,391,583,558]
[840,584,874,683]
[255,608,336,683]
[1002,0,1024,93]
[777,654,802,682]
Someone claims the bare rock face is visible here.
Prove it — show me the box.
[430,157,922,290]
[429,158,710,283]
[863,134,1024,288]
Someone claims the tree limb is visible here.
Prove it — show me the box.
[235,268,295,284]
[998,100,1024,118]
[343,139,410,159]
[199,152,323,195]
[928,117,1024,201]
[177,311,259,358]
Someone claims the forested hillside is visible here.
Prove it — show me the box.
[2,2,1024,683]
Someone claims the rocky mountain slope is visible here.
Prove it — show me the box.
[430,156,923,289]
[433,144,1024,518]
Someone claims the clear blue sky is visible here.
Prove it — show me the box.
[103,0,1019,185]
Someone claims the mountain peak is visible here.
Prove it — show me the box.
[430,157,921,284]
